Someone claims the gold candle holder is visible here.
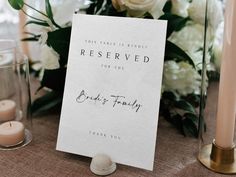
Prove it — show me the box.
[198,140,236,174]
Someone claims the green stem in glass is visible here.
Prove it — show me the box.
[21,9,47,23]
[23,2,61,29]
[24,3,48,18]
[198,0,209,140]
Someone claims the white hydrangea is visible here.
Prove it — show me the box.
[163,61,201,95]
[168,23,213,70]
[188,0,224,30]
[169,23,205,52]
[171,0,189,17]
[41,45,60,70]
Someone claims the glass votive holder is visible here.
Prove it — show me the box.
[0,39,32,150]
[198,0,236,174]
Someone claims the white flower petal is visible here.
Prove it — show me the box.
[149,0,167,19]
[124,0,158,17]
[188,0,223,30]
[163,61,202,95]
[41,45,60,70]
[171,0,189,17]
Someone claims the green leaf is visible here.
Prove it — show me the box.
[41,68,67,92]
[174,100,196,113]
[8,0,24,10]
[86,1,96,14]
[44,0,61,28]
[162,91,178,102]
[31,91,62,116]
[183,94,200,107]
[86,0,113,15]
[162,1,172,13]
[105,4,127,17]
[25,20,49,27]
[207,70,220,82]
[159,13,189,38]
[165,41,195,68]
[47,27,71,66]
[183,118,198,137]
[171,114,185,135]
[21,37,39,42]
[45,0,53,20]
[143,12,154,19]
[184,113,198,124]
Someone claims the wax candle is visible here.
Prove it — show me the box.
[215,0,236,148]
[0,44,14,100]
[0,121,25,147]
[0,100,16,122]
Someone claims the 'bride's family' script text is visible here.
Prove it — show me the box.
[76,90,142,113]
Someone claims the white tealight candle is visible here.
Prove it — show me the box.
[0,121,25,147]
[0,100,16,122]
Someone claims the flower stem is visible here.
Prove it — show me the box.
[21,9,47,22]
[51,19,62,29]
[24,3,48,18]
[23,2,61,29]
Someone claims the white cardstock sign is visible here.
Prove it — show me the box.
[56,14,167,170]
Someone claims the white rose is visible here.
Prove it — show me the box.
[169,23,205,52]
[124,0,157,17]
[188,0,205,25]
[149,0,167,19]
[163,61,201,95]
[171,0,189,17]
[188,0,223,30]
[41,45,60,70]
[208,0,224,30]
[112,0,126,12]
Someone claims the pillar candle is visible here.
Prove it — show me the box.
[215,0,236,148]
[0,121,25,147]
[0,100,16,122]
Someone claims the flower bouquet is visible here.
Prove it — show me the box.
[8,0,224,137]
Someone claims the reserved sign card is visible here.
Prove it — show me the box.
[56,14,167,170]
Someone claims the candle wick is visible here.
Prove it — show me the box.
[10,122,12,127]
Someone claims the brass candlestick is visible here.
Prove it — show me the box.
[198,140,236,174]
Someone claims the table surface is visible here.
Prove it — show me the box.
[0,80,235,177]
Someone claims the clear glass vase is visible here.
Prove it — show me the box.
[0,39,32,150]
[198,0,236,174]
